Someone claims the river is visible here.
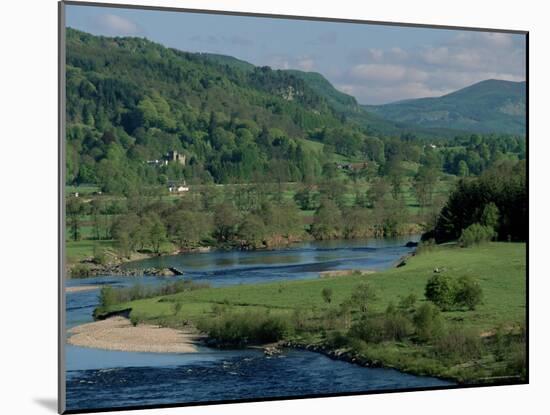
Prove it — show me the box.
[64,236,452,411]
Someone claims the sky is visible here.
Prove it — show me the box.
[65,4,526,105]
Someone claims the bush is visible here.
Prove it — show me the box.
[459,223,495,247]
[454,276,483,310]
[92,246,107,265]
[98,280,211,307]
[130,312,144,327]
[425,274,457,310]
[349,316,386,343]
[416,238,435,255]
[99,286,117,308]
[398,293,417,311]
[425,274,484,311]
[350,282,376,313]
[384,312,413,341]
[326,330,350,348]
[70,264,91,278]
[198,310,291,346]
[413,303,445,342]
[321,287,333,304]
[435,328,483,359]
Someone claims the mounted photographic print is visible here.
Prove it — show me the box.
[59,1,528,413]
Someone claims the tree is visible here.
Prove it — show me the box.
[66,197,83,241]
[385,157,405,200]
[369,178,390,208]
[455,276,483,310]
[90,198,104,240]
[457,160,469,177]
[413,302,445,342]
[459,223,495,247]
[238,214,266,249]
[148,214,167,253]
[350,283,376,314]
[310,199,343,240]
[214,202,240,242]
[169,210,213,249]
[294,186,318,210]
[321,287,333,304]
[319,179,347,207]
[413,166,438,209]
[425,274,456,310]
[342,207,371,239]
[480,202,500,230]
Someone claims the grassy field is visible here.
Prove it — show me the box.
[99,242,526,383]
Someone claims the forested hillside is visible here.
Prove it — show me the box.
[66,28,525,196]
[364,79,526,135]
[66,28,359,192]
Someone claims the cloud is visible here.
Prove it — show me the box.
[297,58,315,71]
[92,14,141,36]
[309,32,338,45]
[265,54,317,72]
[189,34,253,47]
[340,31,525,104]
[349,64,427,83]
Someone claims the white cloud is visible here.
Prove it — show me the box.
[93,14,141,36]
[340,31,525,104]
[265,55,317,72]
[297,58,315,71]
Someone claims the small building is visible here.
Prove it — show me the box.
[166,150,186,166]
[147,150,187,167]
[168,181,189,193]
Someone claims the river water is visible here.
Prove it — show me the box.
[64,236,452,411]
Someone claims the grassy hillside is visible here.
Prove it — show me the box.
[99,242,526,383]
[364,79,526,135]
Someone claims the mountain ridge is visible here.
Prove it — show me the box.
[363,79,526,135]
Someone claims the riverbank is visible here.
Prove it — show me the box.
[67,232,421,279]
[66,285,101,293]
[95,242,526,384]
[67,316,204,353]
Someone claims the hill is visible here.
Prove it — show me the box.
[198,55,474,139]
[363,79,526,135]
[65,28,363,190]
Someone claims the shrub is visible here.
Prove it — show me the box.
[349,316,386,343]
[97,280,211,307]
[480,202,500,230]
[92,246,107,265]
[384,312,413,341]
[425,274,457,310]
[435,328,483,359]
[291,307,312,331]
[506,341,527,379]
[211,303,228,316]
[130,312,144,327]
[398,293,417,311]
[198,310,291,346]
[413,303,445,342]
[322,287,333,304]
[173,301,183,316]
[326,330,349,348]
[70,264,91,278]
[459,223,495,247]
[454,276,483,310]
[416,238,435,255]
[98,286,117,308]
[350,282,377,314]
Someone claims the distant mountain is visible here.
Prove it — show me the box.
[363,79,526,135]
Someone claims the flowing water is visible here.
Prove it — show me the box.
[64,236,452,411]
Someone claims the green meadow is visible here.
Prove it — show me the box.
[99,242,526,383]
